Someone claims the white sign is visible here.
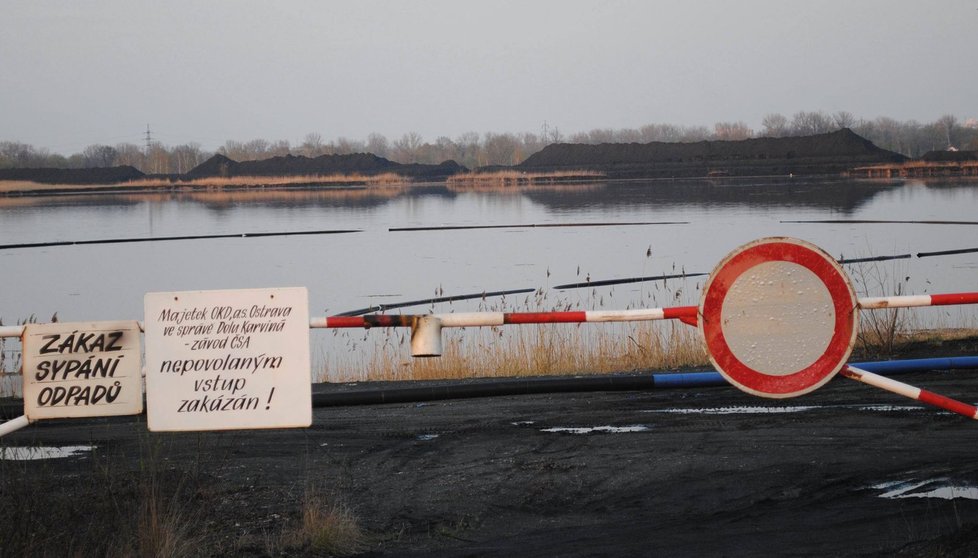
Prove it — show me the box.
[144,287,312,431]
[22,321,143,420]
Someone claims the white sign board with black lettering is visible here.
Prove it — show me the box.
[22,320,143,420]
[144,287,312,431]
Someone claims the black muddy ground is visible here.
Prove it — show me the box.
[3,361,978,557]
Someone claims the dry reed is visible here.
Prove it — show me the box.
[282,490,366,556]
[446,170,604,188]
[0,172,409,194]
[322,320,709,383]
[124,172,408,189]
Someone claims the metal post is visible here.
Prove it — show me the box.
[411,316,443,357]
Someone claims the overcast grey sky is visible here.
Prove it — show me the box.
[2,0,976,153]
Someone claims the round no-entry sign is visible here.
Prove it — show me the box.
[699,237,858,398]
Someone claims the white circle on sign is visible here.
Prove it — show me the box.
[699,237,858,399]
[720,260,835,376]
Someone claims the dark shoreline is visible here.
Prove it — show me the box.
[0,129,935,195]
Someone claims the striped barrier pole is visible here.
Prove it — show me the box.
[310,307,700,356]
[1,292,973,338]
[841,365,978,420]
[0,325,24,338]
[0,415,30,437]
[309,290,978,332]
[310,306,699,329]
[858,292,978,309]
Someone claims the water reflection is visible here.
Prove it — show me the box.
[0,177,916,214]
[1,178,976,379]
[524,179,901,213]
[0,184,424,212]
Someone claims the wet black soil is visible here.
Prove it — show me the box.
[3,354,978,556]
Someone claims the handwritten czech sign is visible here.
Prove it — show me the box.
[22,320,143,420]
[144,287,312,431]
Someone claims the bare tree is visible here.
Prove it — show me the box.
[267,140,291,157]
[936,114,958,148]
[832,111,857,130]
[391,132,424,163]
[713,122,753,141]
[170,143,204,174]
[300,133,324,157]
[791,110,833,135]
[145,142,170,174]
[218,140,245,161]
[332,137,366,155]
[483,132,521,165]
[0,141,51,167]
[678,126,711,142]
[365,133,390,158]
[429,136,461,164]
[540,121,563,144]
[453,132,482,168]
[761,113,789,137]
[81,144,118,167]
[639,123,680,142]
[114,143,145,170]
[243,139,270,160]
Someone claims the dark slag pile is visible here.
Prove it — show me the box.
[185,153,466,181]
[0,130,917,186]
[516,128,908,178]
[0,165,145,185]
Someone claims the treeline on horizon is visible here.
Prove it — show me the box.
[2,111,976,176]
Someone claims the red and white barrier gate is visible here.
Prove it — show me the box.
[311,237,978,419]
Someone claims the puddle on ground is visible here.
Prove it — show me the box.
[416,434,439,441]
[645,406,818,415]
[541,425,649,434]
[0,445,96,461]
[872,480,978,500]
[643,405,926,415]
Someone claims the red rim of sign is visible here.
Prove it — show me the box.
[699,237,858,398]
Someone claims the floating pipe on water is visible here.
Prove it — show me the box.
[0,229,361,251]
[389,221,687,232]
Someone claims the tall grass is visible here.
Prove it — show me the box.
[320,286,710,383]
[269,487,366,556]
[125,172,407,189]
[0,437,210,557]
[0,433,370,557]
[320,259,978,382]
[849,262,913,358]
